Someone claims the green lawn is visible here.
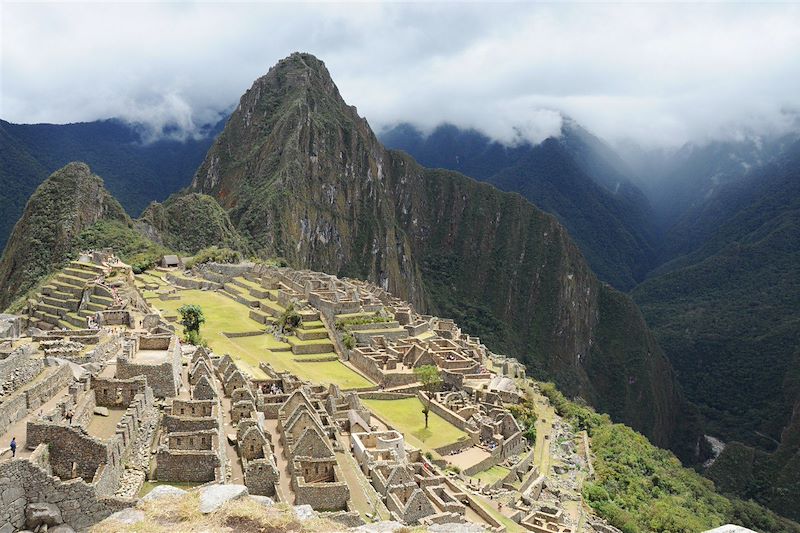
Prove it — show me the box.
[232,276,264,290]
[362,397,469,451]
[146,288,373,389]
[471,465,510,485]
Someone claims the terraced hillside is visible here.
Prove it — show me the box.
[25,260,119,330]
[139,266,373,389]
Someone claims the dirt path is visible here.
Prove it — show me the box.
[0,383,71,461]
[335,433,390,520]
[211,372,244,484]
[262,418,294,504]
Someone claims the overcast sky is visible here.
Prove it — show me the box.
[2,2,800,147]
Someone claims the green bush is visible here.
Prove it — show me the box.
[186,246,242,268]
[342,332,355,350]
[184,330,207,347]
[278,303,302,333]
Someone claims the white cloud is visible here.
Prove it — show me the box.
[2,2,799,147]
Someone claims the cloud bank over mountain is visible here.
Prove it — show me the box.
[2,3,799,146]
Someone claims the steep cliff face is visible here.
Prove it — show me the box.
[189,52,694,452]
[0,162,129,309]
[380,122,658,290]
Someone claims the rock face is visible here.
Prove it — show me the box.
[25,502,63,529]
[0,162,129,309]
[141,485,188,501]
[380,120,659,291]
[188,52,696,454]
[198,484,249,513]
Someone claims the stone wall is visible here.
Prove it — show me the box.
[162,415,219,433]
[357,391,415,400]
[155,449,220,482]
[0,449,134,531]
[117,336,181,398]
[25,422,122,488]
[23,364,72,410]
[244,458,279,497]
[0,344,36,380]
[417,391,468,431]
[91,375,148,407]
[0,363,72,436]
[71,388,97,427]
[96,310,133,327]
[291,458,349,511]
[348,348,417,388]
[0,393,26,435]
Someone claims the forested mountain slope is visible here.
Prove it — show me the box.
[380,122,658,290]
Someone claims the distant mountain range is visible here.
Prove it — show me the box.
[381,120,800,519]
[633,139,800,521]
[380,121,659,291]
[0,117,224,250]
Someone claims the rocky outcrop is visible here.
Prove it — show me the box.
[188,52,696,453]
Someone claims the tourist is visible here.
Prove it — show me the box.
[9,437,16,458]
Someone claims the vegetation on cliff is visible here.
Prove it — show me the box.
[0,118,222,251]
[539,383,800,533]
[138,193,249,255]
[75,220,170,273]
[632,141,800,518]
[0,162,129,309]
[381,122,657,290]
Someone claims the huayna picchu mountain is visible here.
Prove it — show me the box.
[186,52,699,457]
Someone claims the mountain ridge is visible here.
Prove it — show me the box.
[379,121,658,290]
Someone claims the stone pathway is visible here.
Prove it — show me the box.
[335,433,390,520]
[0,383,71,461]
[210,373,244,484]
[261,417,294,504]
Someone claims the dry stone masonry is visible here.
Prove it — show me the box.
[0,254,619,533]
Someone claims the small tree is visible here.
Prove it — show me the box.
[414,365,442,429]
[278,302,302,334]
[178,304,206,344]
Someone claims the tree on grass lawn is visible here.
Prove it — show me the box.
[178,304,206,346]
[414,365,442,429]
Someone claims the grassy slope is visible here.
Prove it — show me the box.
[362,397,469,451]
[0,162,130,309]
[539,383,800,533]
[146,288,372,389]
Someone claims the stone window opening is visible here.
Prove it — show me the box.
[177,437,182,446]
